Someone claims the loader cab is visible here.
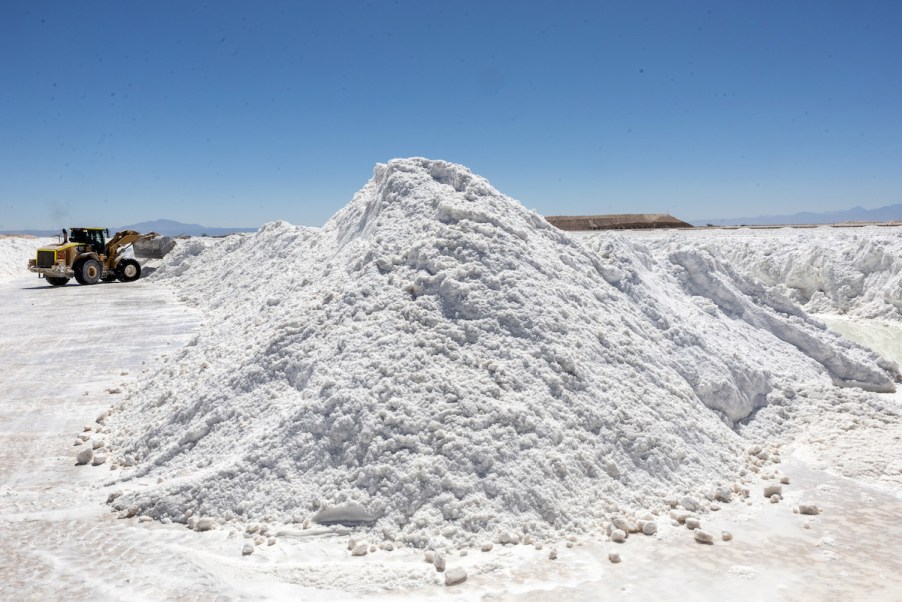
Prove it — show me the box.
[68,227,108,255]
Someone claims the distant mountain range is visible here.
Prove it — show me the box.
[693,203,902,226]
[0,219,258,238]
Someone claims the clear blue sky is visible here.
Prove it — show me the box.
[2,1,901,229]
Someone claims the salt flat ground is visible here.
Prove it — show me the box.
[1,272,902,600]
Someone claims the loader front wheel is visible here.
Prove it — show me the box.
[46,277,70,286]
[116,259,141,283]
[77,258,102,285]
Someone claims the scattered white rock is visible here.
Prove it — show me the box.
[681,496,700,511]
[799,504,821,515]
[548,548,558,560]
[770,494,782,504]
[424,550,435,563]
[499,531,519,545]
[685,517,701,530]
[608,552,621,563]
[242,542,254,556]
[76,448,94,465]
[444,567,467,587]
[351,543,368,556]
[715,486,733,503]
[694,529,714,544]
[721,530,733,542]
[642,521,658,535]
[195,518,215,532]
[763,484,783,497]
[434,551,446,572]
[269,537,276,546]
[610,529,627,543]
[480,541,493,552]
[670,509,691,524]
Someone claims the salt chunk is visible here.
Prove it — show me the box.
[269,537,276,546]
[610,529,626,543]
[681,496,699,511]
[242,542,254,556]
[642,521,658,535]
[92,454,107,466]
[351,543,368,556]
[608,552,621,563]
[195,518,215,532]
[434,551,446,572]
[770,494,782,504]
[548,548,558,560]
[694,530,714,544]
[424,550,435,563]
[763,484,783,497]
[715,486,732,503]
[780,476,790,485]
[685,517,701,530]
[799,504,821,515]
[670,509,691,524]
[480,541,493,552]
[721,530,733,541]
[444,567,467,586]
[76,448,93,465]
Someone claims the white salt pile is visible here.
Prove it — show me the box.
[0,236,51,281]
[103,158,898,546]
[641,228,902,321]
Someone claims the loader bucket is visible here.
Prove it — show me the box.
[133,236,176,259]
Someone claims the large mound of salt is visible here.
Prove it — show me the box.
[105,159,896,545]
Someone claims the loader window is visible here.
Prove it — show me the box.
[87,230,105,253]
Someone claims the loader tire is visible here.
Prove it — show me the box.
[115,259,141,283]
[77,258,102,285]
[73,259,86,285]
[46,277,70,286]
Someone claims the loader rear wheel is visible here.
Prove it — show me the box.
[76,258,102,285]
[116,259,141,283]
[46,277,70,286]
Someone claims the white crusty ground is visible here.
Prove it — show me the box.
[102,159,898,548]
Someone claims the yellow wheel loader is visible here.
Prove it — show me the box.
[27,227,175,286]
